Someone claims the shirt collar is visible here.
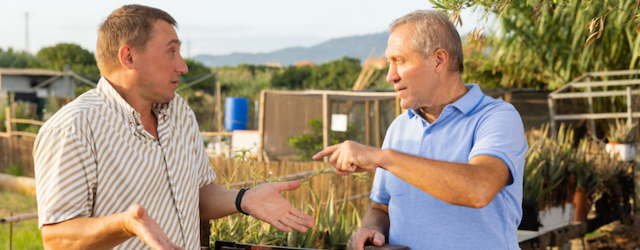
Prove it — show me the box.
[406,83,484,119]
[451,84,484,115]
[96,77,173,128]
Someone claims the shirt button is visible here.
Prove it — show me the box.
[425,129,431,134]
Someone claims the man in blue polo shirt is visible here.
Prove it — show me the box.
[313,10,527,250]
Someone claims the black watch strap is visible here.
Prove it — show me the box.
[235,188,250,215]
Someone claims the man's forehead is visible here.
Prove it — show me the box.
[151,20,181,45]
[384,32,407,58]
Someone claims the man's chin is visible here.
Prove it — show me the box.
[156,92,175,104]
[399,100,414,111]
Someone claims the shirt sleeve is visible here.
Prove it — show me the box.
[34,124,97,229]
[468,104,528,185]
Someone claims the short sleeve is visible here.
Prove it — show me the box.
[468,104,527,185]
[34,124,97,229]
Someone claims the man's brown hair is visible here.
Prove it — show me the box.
[96,4,177,75]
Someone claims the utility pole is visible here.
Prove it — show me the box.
[25,12,29,53]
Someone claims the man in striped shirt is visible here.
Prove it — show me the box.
[33,5,314,250]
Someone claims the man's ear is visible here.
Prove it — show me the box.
[118,45,135,70]
[433,48,449,74]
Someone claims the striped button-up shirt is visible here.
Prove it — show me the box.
[34,77,216,249]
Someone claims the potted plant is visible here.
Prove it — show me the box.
[569,138,600,222]
[605,119,638,162]
[521,124,574,231]
[592,146,635,218]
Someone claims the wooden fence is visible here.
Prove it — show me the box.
[0,106,41,177]
[0,136,36,177]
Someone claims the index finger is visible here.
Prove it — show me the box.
[312,143,342,160]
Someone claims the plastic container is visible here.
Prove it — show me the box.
[225,97,249,131]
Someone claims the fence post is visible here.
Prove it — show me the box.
[9,212,13,250]
[322,93,330,163]
[5,106,12,167]
[375,100,381,148]
[365,101,370,146]
[258,90,266,162]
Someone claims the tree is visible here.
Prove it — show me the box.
[180,58,216,93]
[308,57,362,89]
[0,48,41,68]
[271,65,313,89]
[36,43,100,77]
[270,57,364,90]
[432,0,640,89]
[287,118,360,161]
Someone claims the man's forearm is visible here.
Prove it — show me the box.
[377,150,510,208]
[42,212,133,250]
[362,203,390,237]
[199,183,241,220]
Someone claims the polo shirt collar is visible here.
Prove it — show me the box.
[406,84,485,119]
[451,84,484,115]
[96,77,173,130]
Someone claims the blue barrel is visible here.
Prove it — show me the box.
[225,97,249,131]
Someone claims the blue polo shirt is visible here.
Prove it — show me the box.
[370,84,527,249]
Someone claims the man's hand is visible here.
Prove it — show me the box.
[125,204,184,250]
[312,140,382,174]
[242,181,315,232]
[348,227,386,250]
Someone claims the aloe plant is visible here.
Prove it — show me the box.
[607,118,638,144]
[523,123,574,209]
[209,149,367,249]
[565,137,606,201]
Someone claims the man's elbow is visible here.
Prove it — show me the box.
[469,196,491,209]
[41,225,60,249]
[467,189,498,209]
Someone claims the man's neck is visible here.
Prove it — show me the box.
[103,75,159,139]
[103,75,154,119]
[419,77,468,123]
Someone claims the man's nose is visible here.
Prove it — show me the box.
[177,54,189,75]
[386,64,400,84]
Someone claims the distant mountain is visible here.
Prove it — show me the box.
[194,32,389,67]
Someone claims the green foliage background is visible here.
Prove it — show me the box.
[288,119,360,161]
[36,43,100,78]
[433,0,640,90]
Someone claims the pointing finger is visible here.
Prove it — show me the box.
[312,143,342,160]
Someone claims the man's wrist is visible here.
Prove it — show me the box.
[235,188,250,215]
[376,149,391,171]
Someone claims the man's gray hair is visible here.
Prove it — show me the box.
[388,10,464,73]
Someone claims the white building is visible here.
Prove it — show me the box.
[0,68,76,102]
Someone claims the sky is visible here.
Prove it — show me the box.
[0,0,486,58]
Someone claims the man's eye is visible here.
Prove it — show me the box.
[170,51,175,55]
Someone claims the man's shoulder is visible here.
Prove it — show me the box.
[387,111,413,130]
[474,95,520,118]
[41,90,103,131]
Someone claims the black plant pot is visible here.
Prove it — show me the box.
[518,199,542,231]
